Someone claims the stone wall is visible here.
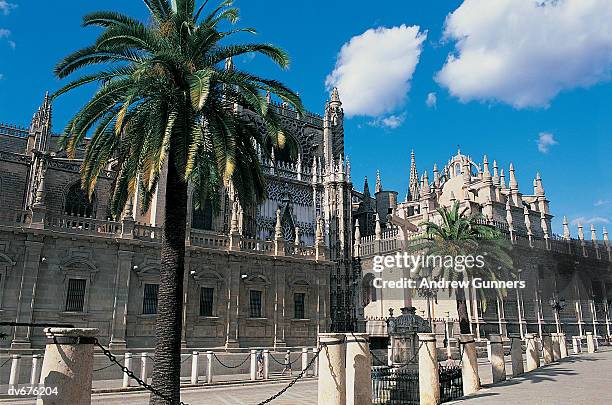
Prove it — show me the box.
[0,227,331,349]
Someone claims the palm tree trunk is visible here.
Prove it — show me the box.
[455,285,472,334]
[150,153,188,405]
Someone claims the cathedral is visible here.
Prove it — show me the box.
[353,147,612,347]
[0,89,357,349]
[0,87,610,351]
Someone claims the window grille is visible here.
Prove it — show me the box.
[65,278,86,312]
[143,283,159,315]
[294,293,305,319]
[200,287,214,316]
[249,290,262,318]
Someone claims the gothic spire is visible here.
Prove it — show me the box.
[363,176,371,199]
[375,170,382,193]
[408,149,419,201]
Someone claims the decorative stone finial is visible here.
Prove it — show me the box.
[375,170,382,193]
[294,226,301,246]
[562,216,571,240]
[375,213,382,240]
[578,223,585,241]
[524,205,532,236]
[315,216,324,245]
[274,207,282,240]
[591,224,597,242]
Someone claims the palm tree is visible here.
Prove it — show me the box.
[408,202,514,334]
[53,1,302,403]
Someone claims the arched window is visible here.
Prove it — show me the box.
[192,196,213,231]
[65,183,95,217]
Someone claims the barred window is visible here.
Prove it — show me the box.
[200,287,214,316]
[143,284,159,315]
[294,293,305,319]
[249,290,262,318]
[65,278,86,312]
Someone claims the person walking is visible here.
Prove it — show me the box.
[281,350,292,376]
[256,350,264,378]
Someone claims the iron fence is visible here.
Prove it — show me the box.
[371,366,419,405]
[439,364,463,402]
[371,364,463,405]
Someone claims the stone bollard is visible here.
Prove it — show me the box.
[542,335,554,365]
[594,335,599,351]
[418,333,440,405]
[317,333,346,405]
[9,354,21,390]
[572,336,581,354]
[263,350,270,380]
[206,351,213,383]
[489,334,506,383]
[387,344,392,366]
[459,334,480,395]
[346,333,372,405]
[586,332,595,353]
[559,333,568,358]
[542,334,554,366]
[122,353,133,387]
[31,354,43,386]
[191,351,199,384]
[140,353,149,383]
[551,334,561,361]
[302,347,309,373]
[37,327,98,405]
[525,333,539,371]
[250,350,257,381]
[312,347,318,377]
[510,337,524,377]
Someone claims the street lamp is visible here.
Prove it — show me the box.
[549,297,566,333]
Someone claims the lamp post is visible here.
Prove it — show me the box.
[549,297,566,333]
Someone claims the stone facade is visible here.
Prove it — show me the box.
[0,89,358,349]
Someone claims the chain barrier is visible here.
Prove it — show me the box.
[269,353,301,367]
[0,357,11,369]
[212,352,250,369]
[254,343,323,405]
[92,337,188,405]
[93,361,120,373]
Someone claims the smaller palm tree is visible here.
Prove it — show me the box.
[407,202,514,334]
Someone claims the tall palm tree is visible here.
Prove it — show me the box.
[53,1,302,403]
[408,202,514,334]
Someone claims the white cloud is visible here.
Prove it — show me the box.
[0,28,9,38]
[571,216,610,226]
[536,132,558,153]
[436,0,612,108]
[0,73,4,80]
[0,1,16,15]
[368,113,407,129]
[594,199,610,207]
[326,25,427,117]
[425,92,437,108]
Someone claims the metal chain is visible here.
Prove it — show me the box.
[212,352,250,369]
[93,361,119,373]
[269,353,301,367]
[181,354,192,364]
[0,358,11,369]
[93,338,188,405]
[254,345,322,405]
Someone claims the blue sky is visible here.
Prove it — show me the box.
[0,0,610,234]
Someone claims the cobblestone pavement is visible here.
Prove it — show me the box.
[450,348,612,404]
